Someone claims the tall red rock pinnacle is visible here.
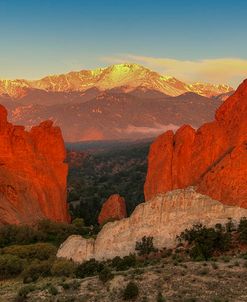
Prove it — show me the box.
[98,194,127,225]
[0,104,70,225]
[144,80,247,207]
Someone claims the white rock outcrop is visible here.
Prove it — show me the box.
[57,188,247,262]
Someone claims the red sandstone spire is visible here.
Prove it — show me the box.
[0,104,70,225]
[144,80,247,207]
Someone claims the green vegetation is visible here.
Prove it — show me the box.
[0,216,246,300]
[67,140,150,225]
[238,217,247,243]
[48,285,58,295]
[0,219,92,282]
[177,222,231,260]
[2,243,56,260]
[123,281,139,300]
[0,254,23,279]
[51,259,76,277]
[98,267,113,283]
[0,218,94,248]
[111,254,137,271]
[22,259,53,283]
[135,236,158,256]
[16,285,36,301]
[75,259,104,278]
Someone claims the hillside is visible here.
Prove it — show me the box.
[67,140,150,225]
[4,91,223,141]
[1,217,247,302]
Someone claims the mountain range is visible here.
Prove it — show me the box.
[0,63,234,141]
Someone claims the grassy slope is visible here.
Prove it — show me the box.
[1,256,247,302]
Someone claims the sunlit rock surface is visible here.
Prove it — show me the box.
[57,188,247,262]
[0,105,70,225]
[144,79,247,207]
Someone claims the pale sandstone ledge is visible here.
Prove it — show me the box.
[57,188,247,263]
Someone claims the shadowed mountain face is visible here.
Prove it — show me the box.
[3,92,222,142]
[0,64,233,141]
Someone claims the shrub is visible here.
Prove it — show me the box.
[16,285,36,301]
[99,267,113,283]
[22,259,53,282]
[36,220,78,245]
[123,281,139,300]
[75,259,104,278]
[161,248,172,258]
[238,217,247,243]
[225,218,235,232]
[0,254,23,278]
[51,259,76,277]
[111,256,122,267]
[135,236,158,256]
[0,219,85,248]
[61,280,81,291]
[178,223,231,260]
[72,218,85,228]
[3,243,57,260]
[111,254,137,271]
[0,224,44,247]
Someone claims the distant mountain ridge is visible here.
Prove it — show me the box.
[0,63,234,142]
[3,91,222,141]
[0,63,233,98]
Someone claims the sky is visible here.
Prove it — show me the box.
[0,0,247,86]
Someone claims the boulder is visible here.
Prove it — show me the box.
[57,188,247,262]
[98,194,127,225]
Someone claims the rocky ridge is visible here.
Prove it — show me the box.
[57,188,247,262]
[144,79,247,207]
[0,104,70,225]
[98,194,127,225]
[0,64,233,98]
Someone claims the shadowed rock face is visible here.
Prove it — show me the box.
[0,105,70,225]
[144,80,247,207]
[57,188,247,262]
[98,194,127,225]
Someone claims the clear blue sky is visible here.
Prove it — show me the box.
[0,0,246,85]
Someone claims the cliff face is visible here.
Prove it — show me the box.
[0,105,70,225]
[57,80,247,262]
[98,194,127,225]
[144,80,247,207]
[57,188,247,262]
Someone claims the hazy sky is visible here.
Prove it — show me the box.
[0,0,246,86]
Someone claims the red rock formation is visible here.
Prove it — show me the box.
[0,104,70,225]
[98,194,127,225]
[144,80,247,207]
